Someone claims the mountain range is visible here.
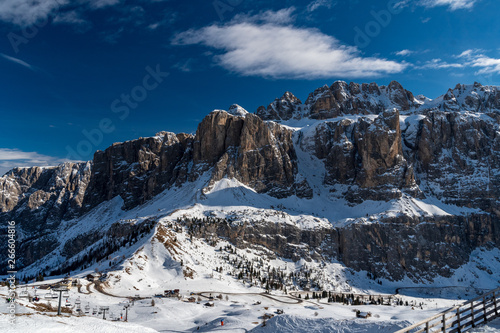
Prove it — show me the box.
[1,80,499,287]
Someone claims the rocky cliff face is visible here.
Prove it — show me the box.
[84,132,193,210]
[182,212,499,281]
[0,162,91,230]
[300,109,417,201]
[256,80,500,211]
[404,109,500,212]
[1,81,499,281]
[193,109,310,198]
[0,105,310,270]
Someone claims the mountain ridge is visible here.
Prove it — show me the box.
[1,81,499,285]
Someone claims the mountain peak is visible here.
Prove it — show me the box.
[227,104,249,117]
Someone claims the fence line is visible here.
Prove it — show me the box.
[395,287,500,333]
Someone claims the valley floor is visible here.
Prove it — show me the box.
[2,278,497,333]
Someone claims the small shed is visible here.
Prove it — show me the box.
[356,311,372,319]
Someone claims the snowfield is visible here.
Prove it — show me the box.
[1,174,499,332]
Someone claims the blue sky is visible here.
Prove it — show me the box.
[0,0,499,175]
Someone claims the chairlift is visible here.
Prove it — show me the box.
[45,291,58,299]
[65,299,72,307]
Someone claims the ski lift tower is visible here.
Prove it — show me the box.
[75,296,81,315]
[99,306,110,320]
[123,303,130,322]
[53,286,70,315]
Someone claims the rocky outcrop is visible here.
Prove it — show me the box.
[300,109,416,201]
[0,162,91,230]
[84,132,193,210]
[193,109,310,198]
[402,109,500,211]
[256,92,302,121]
[338,214,499,281]
[304,81,417,120]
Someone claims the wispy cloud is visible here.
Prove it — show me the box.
[232,8,297,25]
[395,49,413,57]
[458,49,500,75]
[101,27,124,44]
[88,0,121,9]
[307,0,336,12]
[0,148,75,176]
[173,59,195,72]
[419,0,477,10]
[0,53,35,70]
[147,11,177,30]
[0,0,67,27]
[172,9,406,79]
[417,58,464,69]
[0,0,123,28]
[413,49,500,75]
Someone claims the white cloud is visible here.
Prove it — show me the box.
[0,0,122,27]
[0,53,35,70]
[419,0,477,10]
[233,8,296,25]
[417,58,464,69]
[393,0,411,9]
[0,148,74,176]
[172,10,406,79]
[413,49,500,75]
[395,49,413,56]
[469,56,500,75]
[0,0,67,27]
[88,0,121,9]
[307,0,336,12]
[454,49,500,75]
[456,48,483,59]
[52,10,91,30]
